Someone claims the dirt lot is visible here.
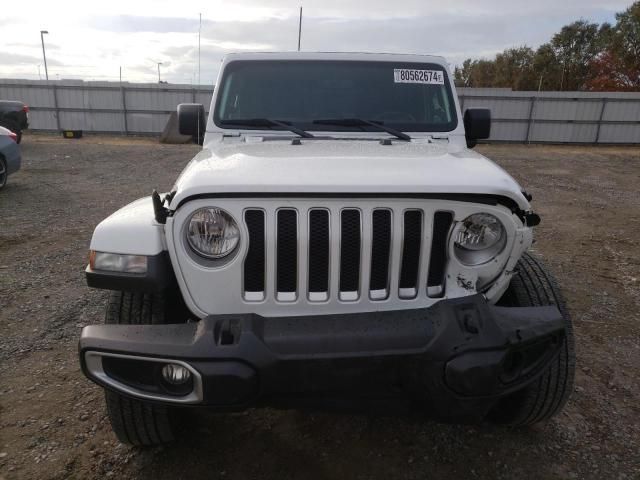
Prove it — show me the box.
[0,134,639,480]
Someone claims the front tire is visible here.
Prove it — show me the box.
[489,252,576,426]
[103,291,184,446]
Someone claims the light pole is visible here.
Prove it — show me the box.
[157,62,163,83]
[40,30,49,80]
[37,64,42,80]
[297,7,302,51]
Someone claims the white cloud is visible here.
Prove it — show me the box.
[0,0,629,83]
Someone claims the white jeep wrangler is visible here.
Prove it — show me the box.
[79,52,575,446]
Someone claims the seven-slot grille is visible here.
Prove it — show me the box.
[243,206,453,303]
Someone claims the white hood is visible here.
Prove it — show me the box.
[169,139,530,210]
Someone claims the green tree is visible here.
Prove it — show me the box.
[532,43,562,91]
[454,59,474,86]
[590,1,640,90]
[550,20,606,90]
[612,1,640,66]
[494,47,536,89]
[454,59,496,88]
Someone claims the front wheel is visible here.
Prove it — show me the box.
[489,252,576,426]
[103,291,187,446]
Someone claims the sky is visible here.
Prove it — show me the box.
[0,0,632,85]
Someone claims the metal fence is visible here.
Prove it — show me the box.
[0,79,213,135]
[1,79,639,143]
[459,88,640,144]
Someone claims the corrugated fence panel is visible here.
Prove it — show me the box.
[86,87,123,110]
[0,79,637,142]
[196,91,213,106]
[28,110,58,130]
[534,99,602,121]
[599,124,640,143]
[126,112,171,133]
[604,100,640,122]
[490,121,528,142]
[462,96,532,120]
[530,122,599,143]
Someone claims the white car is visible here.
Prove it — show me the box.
[0,125,21,190]
[79,52,575,446]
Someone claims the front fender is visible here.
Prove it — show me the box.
[90,196,166,255]
[86,196,175,293]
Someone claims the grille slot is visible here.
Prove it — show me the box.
[369,209,392,299]
[427,211,454,298]
[243,210,265,300]
[399,210,423,299]
[339,209,361,300]
[308,209,330,301]
[276,209,298,301]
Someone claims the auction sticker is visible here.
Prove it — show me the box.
[394,69,444,85]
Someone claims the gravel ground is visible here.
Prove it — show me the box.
[0,134,639,480]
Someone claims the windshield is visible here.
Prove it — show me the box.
[213,60,458,133]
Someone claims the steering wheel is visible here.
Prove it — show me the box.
[372,111,417,122]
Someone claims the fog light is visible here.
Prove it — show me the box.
[162,364,192,384]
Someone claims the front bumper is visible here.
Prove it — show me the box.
[79,295,566,421]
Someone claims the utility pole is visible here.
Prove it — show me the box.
[198,13,202,87]
[297,7,302,51]
[40,30,49,80]
[157,62,163,83]
[37,64,42,80]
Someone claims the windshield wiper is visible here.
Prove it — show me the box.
[219,118,314,138]
[313,118,411,141]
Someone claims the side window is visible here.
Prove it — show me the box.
[438,89,452,124]
[424,88,451,125]
[218,72,235,119]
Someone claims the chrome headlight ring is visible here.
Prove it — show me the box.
[186,207,240,259]
[453,212,507,266]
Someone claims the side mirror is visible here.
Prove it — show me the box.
[177,103,206,145]
[463,108,491,148]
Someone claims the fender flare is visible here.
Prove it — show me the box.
[87,196,174,292]
[90,196,166,255]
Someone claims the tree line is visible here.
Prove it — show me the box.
[454,1,640,91]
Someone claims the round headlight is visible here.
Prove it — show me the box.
[454,213,506,266]
[186,208,240,259]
